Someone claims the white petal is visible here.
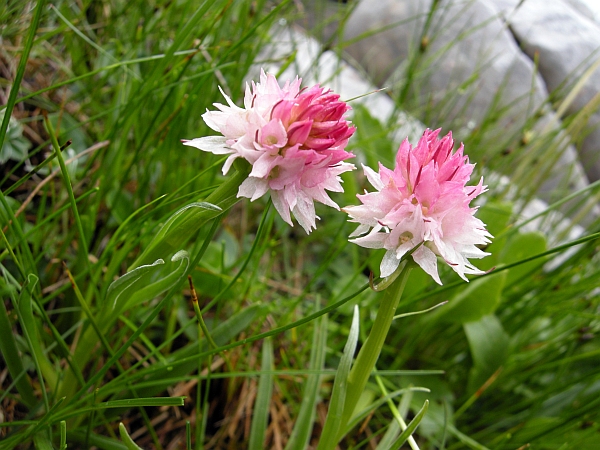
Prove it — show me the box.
[349,223,371,238]
[271,190,293,226]
[413,246,442,285]
[182,136,232,155]
[351,231,388,249]
[238,177,269,201]
[363,164,384,190]
[380,250,401,278]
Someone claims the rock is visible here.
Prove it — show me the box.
[493,0,600,181]
[255,23,426,147]
[341,0,590,199]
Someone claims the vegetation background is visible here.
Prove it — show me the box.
[1,0,599,449]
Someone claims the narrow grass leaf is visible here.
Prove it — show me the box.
[388,400,429,450]
[249,337,274,450]
[342,388,430,436]
[285,315,328,450]
[17,275,57,399]
[119,423,144,450]
[0,279,36,408]
[317,305,360,450]
[33,431,54,450]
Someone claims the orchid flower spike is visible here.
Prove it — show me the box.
[344,129,492,284]
[183,70,356,233]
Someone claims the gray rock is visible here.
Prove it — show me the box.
[256,23,426,147]
[342,0,590,197]
[493,0,600,181]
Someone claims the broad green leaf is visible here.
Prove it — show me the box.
[474,201,513,270]
[317,306,360,450]
[500,231,547,286]
[131,160,250,269]
[130,201,222,268]
[475,201,513,241]
[105,250,189,320]
[285,315,328,450]
[464,315,510,392]
[59,421,67,450]
[119,423,144,450]
[249,337,274,450]
[349,104,395,168]
[431,271,507,324]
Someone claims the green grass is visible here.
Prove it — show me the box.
[1,0,599,449]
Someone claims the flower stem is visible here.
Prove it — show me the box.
[337,261,413,440]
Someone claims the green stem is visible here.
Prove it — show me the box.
[337,261,413,439]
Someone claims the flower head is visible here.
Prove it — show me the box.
[182,70,356,233]
[344,129,491,284]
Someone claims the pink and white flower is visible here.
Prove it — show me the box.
[182,70,356,233]
[344,129,492,284]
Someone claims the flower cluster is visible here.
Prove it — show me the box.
[183,70,356,233]
[344,129,491,284]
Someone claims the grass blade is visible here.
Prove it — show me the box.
[249,337,274,450]
[0,279,36,408]
[119,423,144,450]
[388,400,429,450]
[317,305,360,450]
[285,314,328,450]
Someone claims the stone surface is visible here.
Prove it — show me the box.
[340,0,591,199]
[255,23,426,147]
[493,0,600,181]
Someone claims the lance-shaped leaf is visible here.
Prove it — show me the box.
[106,250,189,322]
[131,160,250,269]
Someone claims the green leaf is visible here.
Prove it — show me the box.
[99,397,185,408]
[349,104,395,168]
[0,278,36,409]
[59,421,67,450]
[464,315,510,392]
[475,201,513,241]
[132,304,264,398]
[249,337,274,450]
[33,431,54,450]
[343,388,425,436]
[131,160,250,269]
[17,275,58,392]
[285,315,328,450]
[317,306,360,450]
[105,250,190,320]
[389,400,429,449]
[431,271,507,324]
[500,231,547,286]
[119,423,144,450]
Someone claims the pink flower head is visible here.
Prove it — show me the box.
[344,129,492,284]
[182,70,356,233]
